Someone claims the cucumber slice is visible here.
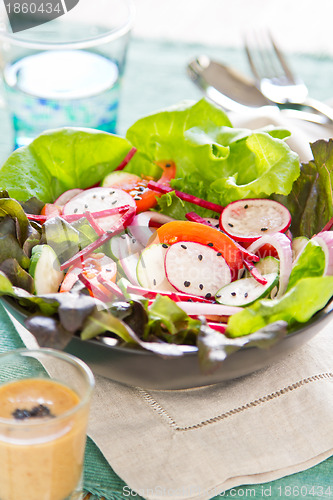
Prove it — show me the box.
[29,245,64,295]
[245,256,280,277]
[102,171,140,188]
[216,272,278,306]
[136,243,176,291]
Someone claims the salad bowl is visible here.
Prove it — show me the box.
[0,98,332,389]
[3,294,333,389]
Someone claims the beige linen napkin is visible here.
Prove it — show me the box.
[11,109,333,499]
[88,321,333,500]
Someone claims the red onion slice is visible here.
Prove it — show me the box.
[247,232,292,298]
[312,231,333,276]
[128,212,175,246]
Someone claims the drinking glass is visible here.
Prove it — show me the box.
[0,348,95,500]
[0,0,135,149]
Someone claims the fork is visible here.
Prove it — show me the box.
[244,30,333,124]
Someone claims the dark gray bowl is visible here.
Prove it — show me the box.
[2,296,333,390]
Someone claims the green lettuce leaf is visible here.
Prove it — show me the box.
[0,128,132,203]
[287,240,325,291]
[227,276,333,338]
[127,99,300,209]
[272,138,333,237]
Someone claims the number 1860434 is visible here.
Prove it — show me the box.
[5,2,63,14]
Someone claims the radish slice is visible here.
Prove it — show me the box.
[175,302,242,316]
[247,232,292,298]
[54,189,83,207]
[165,241,231,298]
[136,243,176,292]
[220,198,291,243]
[311,231,333,275]
[63,187,136,232]
[128,211,175,246]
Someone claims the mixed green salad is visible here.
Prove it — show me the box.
[0,98,332,371]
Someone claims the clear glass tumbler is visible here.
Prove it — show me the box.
[0,0,135,148]
[0,348,95,500]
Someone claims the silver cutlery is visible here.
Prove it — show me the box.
[186,55,327,125]
[244,30,333,123]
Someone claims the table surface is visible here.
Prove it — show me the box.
[0,35,333,500]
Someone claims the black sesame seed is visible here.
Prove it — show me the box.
[244,292,248,298]
[216,294,221,299]
[215,224,219,228]
[205,293,212,299]
[84,204,88,209]
[12,404,53,420]
[74,208,78,213]
[120,234,126,239]
[165,163,171,168]
[132,239,136,244]
[184,281,191,287]
[231,292,236,296]
[244,204,248,209]
[228,223,234,227]
[162,243,168,248]
[199,284,204,290]
[187,298,193,302]
[198,254,203,261]
[112,200,117,205]
[153,279,156,286]
[138,186,145,192]
[101,196,105,200]
[134,196,141,201]
[109,191,115,195]
[181,244,187,249]
[261,227,268,232]
[217,252,222,256]
[105,268,112,272]
[93,195,97,199]
[207,242,213,247]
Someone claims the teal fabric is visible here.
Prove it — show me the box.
[0,36,333,500]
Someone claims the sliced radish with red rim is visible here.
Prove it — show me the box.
[165,241,232,298]
[63,187,136,232]
[220,198,291,243]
